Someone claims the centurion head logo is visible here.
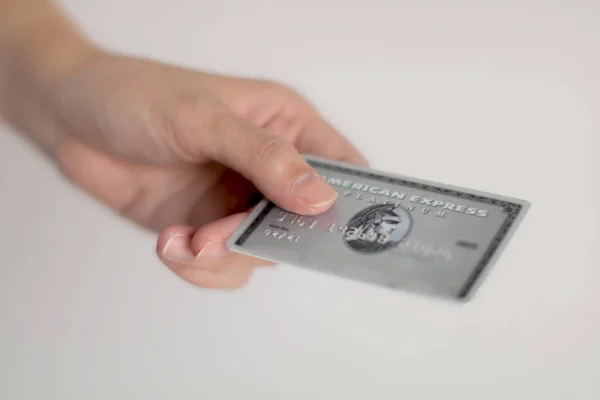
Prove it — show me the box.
[343,204,412,253]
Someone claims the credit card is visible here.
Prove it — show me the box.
[226,154,530,301]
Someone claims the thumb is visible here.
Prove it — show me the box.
[195,113,338,215]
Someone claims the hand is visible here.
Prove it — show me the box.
[27,50,367,289]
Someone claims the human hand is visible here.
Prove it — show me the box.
[21,50,367,289]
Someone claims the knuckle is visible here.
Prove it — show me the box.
[202,107,233,134]
[165,95,228,160]
[233,272,253,288]
[252,78,304,104]
[261,81,313,119]
[196,270,253,290]
[195,276,223,289]
[230,270,253,287]
[254,135,290,167]
[264,80,299,98]
[252,135,306,185]
[268,81,291,93]
[180,267,221,289]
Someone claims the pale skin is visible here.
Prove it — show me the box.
[0,0,368,289]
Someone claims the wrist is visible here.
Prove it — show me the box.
[0,0,101,85]
[0,0,103,158]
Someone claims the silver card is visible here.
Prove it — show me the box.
[226,155,530,301]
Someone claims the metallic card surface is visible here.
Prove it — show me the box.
[226,155,530,301]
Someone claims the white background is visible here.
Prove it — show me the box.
[1,1,598,399]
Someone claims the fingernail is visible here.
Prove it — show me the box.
[196,240,228,259]
[292,173,338,210]
[162,234,194,261]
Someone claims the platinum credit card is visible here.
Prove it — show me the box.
[227,155,530,301]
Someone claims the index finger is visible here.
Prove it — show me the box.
[295,115,369,167]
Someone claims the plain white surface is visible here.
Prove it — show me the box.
[1,1,599,399]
